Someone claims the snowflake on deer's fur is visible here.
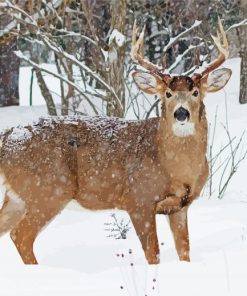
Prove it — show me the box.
[104,214,131,240]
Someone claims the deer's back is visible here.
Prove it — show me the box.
[0,116,161,209]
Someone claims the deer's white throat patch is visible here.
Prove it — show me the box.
[172,121,195,137]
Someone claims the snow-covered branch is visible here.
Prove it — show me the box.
[168,42,204,73]
[147,29,169,41]
[14,50,86,96]
[15,50,105,115]
[163,20,202,53]
[40,36,123,112]
[0,0,64,37]
[1,0,123,112]
[53,29,97,46]
[227,18,247,32]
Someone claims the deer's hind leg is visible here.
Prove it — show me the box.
[10,196,71,264]
[9,177,75,266]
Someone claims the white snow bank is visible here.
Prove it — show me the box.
[0,199,246,296]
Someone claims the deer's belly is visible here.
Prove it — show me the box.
[76,162,170,210]
[76,167,126,209]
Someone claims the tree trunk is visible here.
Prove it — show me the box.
[0,0,22,107]
[106,0,126,118]
[35,68,57,116]
[239,0,247,104]
[239,30,247,104]
[0,36,20,106]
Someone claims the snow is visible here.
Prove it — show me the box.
[4,115,131,145]
[0,57,247,295]
[5,126,32,151]
[19,65,62,107]
[7,126,32,142]
[109,29,126,47]
[0,200,247,296]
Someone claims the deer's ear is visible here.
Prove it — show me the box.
[205,68,232,92]
[132,71,163,94]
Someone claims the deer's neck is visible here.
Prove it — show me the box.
[157,116,208,160]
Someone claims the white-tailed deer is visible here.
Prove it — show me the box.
[0,19,231,265]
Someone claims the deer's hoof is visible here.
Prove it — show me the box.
[146,253,160,265]
[179,251,190,262]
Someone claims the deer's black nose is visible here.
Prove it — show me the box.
[174,107,190,122]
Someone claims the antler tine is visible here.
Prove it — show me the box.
[131,20,145,63]
[212,17,229,58]
[131,20,163,76]
[195,17,229,79]
[131,19,137,58]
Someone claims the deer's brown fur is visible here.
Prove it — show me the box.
[0,86,208,264]
[0,103,205,264]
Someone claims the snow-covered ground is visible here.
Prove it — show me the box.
[0,58,247,296]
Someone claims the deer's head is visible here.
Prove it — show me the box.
[131,19,232,137]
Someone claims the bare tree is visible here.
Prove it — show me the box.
[1,0,246,116]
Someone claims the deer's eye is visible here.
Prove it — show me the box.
[192,90,199,97]
[166,91,172,98]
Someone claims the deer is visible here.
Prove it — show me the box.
[0,19,231,265]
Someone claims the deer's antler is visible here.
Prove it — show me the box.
[193,17,229,80]
[131,20,164,77]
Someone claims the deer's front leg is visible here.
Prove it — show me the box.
[168,206,190,261]
[156,183,191,214]
[128,207,159,264]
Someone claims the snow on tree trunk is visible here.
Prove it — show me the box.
[104,0,126,118]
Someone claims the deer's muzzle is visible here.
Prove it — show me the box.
[174,107,190,122]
